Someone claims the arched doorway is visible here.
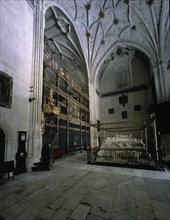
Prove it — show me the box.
[0,129,5,165]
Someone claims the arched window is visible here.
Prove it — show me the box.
[117,71,128,88]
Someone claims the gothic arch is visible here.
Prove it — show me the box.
[0,121,14,161]
[94,42,155,86]
[0,129,5,164]
[44,2,89,84]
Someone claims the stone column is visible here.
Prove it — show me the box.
[27,0,45,165]
[89,82,98,149]
[153,62,167,103]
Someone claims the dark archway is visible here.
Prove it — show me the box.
[0,129,5,165]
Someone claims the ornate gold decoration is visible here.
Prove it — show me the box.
[69,102,80,118]
[43,89,60,115]
[59,68,65,77]
[41,111,45,134]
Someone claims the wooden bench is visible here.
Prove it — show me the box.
[0,160,15,181]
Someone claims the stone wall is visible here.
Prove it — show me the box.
[0,1,34,163]
[99,52,150,142]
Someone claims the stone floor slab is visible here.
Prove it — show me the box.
[0,152,169,220]
[70,204,91,220]
[90,198,113,219]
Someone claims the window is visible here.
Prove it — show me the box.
[122,111,127,119]
[117,71,128,88]
[108,108,114,114]
[134,105,141,111]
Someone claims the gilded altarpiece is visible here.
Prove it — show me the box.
[42,37,90,156]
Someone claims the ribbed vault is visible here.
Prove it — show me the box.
[44,0,170,99]
[44,6,88,86]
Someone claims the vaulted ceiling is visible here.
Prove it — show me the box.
[44,6,88,85]
[44,0,169,90]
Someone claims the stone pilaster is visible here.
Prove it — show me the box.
[153,62,166,103]
[27,0,45,162]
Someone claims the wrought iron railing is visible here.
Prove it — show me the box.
[87,147,164,170]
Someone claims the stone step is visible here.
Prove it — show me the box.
[31,165,50,171]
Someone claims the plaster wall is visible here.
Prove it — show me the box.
[99,90,149,141]
[0,1,34,163]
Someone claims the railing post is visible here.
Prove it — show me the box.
[153,117,159,164]
[144,125,148,149]
[87,146,92,164]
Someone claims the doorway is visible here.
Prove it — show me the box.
[0,129,5,165]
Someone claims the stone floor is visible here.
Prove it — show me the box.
[0,152,170,220]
